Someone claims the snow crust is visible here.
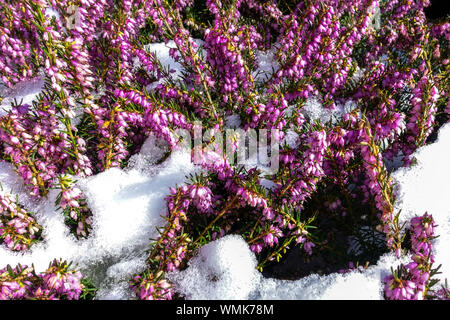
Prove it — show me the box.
[254,49,279,82]
[168,235,260,300]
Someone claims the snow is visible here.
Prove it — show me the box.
[392,122,450,281]
[301,96,358,124]
[256,252,404,300]
[384,150,406,172]
[45,8,60,20]
[254,48,279,83]
[95,256,147,300]
[144,41,278,86]
[281,129,300,148]
[0,77,44,116]
[242,140,279,176]
[351,66,366,83]
[168,235,260,300]
[125,133,169,173]
[0,162,35,206]
[259,178,278,190]
[145,41,184,82]
[169,234,407,300]
[0,136,197,299]
[144,39,205,89]
[370,2,381,30]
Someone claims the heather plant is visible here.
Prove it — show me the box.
[0,185,42,251]
[0,259,96,300]
[383,213,442,300]
[55,175,92,239]
[0,0,448,300]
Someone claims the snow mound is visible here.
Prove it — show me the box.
[281,129,300,148]
[257,252,404,300]
[168,235,260,300]
[392,122,450,281]
[127,133,169,171]
[95,256,147,300]
[169,235,407,300]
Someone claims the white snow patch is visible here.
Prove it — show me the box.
[145,41,184,81]
[168,235,260,300]
[259,178,277,190]
[392,122,450,281]
[254,49,279,83]
[257,252,405,300]
[225,114,241,129]
[223,128,278,175]
[0,162,35,206]
[126,133,169,172]
[95,256,147,300]
[351,66,366,83]
[301,96,357,124]
[45,8,60,20]
[370,2,381,30]
[384,150,406,172]
[0,78,44,116]
[281,129,299,148]
[243,141,278,176]
[144,39,205,90]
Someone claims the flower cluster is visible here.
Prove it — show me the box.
[130,271,174,300]
[0,259,90,300]
[384,213,440,300]
[359,117,402,253]
[0,0,43,87]
[0,188,42,251]
[204,14,260,104]
[55,175,92,239]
